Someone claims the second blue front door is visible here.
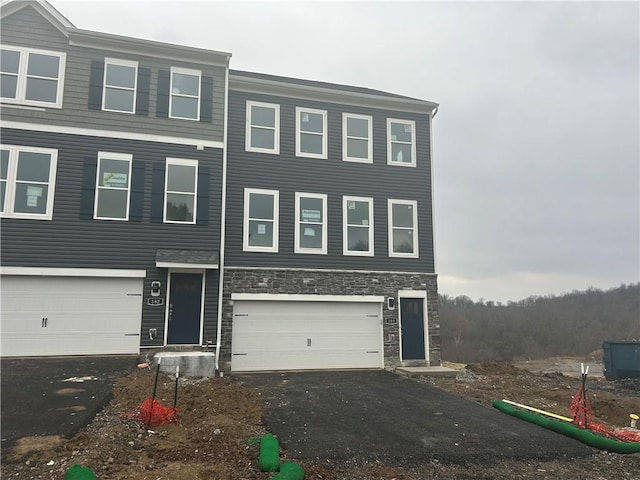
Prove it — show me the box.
[400,297,426,360]
[167,273,203,344]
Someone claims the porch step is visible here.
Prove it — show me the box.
[154,351,216,378]
[394,366,458,378]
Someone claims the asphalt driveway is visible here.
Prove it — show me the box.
[237,370,594,466]
[1,356,137,450]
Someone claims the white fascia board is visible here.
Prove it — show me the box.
[156,262,219,269]
[231,293,384,303]
[1,121,223,149]
[0,266,147,278]
[68,28,231,67]
[229,76,439,115]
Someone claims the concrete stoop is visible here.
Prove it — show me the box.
[154,351,217,378]
[394,366,458,378]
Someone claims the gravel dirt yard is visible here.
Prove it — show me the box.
[1,358,639,480]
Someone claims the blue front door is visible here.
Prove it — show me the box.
[167,273,203,344]
[401,298,425,360]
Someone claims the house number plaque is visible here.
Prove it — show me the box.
[147,298,164,306]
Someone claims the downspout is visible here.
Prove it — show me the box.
[215,56,230,374]
[428,105,439,366]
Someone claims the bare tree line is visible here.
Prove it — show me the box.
[439,283,640,363]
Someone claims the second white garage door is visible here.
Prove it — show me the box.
[231,300,383,372]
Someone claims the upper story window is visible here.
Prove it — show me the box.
[164,158,198,223]
[343,196,374,256]
[243,188,279,252]
[246,101,280,154]
[295,192,327,254]
[296,107,327,159]
[0,45,66,108]
[387,119,416,167]
[169,67,201,121]
[343,113,373,163]
[388,199,418,257]
[94,152,132,221]
[0,145,58,220]
[102,58,138,113]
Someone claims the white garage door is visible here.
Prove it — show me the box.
[231,300,383,372]
[1,276,143,356]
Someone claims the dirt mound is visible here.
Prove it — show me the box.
[465,361,530,376]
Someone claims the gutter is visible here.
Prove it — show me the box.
[215,56,231,373]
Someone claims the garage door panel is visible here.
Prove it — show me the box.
[232,300,382,372]
[1,276,142,357]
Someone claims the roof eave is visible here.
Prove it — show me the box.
[68,28,232,67]
[229,74,438,114]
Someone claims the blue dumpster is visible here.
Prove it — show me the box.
[602,341,640,380]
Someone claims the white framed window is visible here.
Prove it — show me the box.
[94,152,132,221]
[243,188,279,252]
[246,101,280,154]
[0,145,58,220]
[296,107,327,159]
[0,45,66,108]
[387,118,416,167]
[343,196,374,256]
[295,192,327,254]
[102,58,138,113]
[343,113,373,163]
[388,199,418,257]
[169,67,201,120]
[164,158,198,224]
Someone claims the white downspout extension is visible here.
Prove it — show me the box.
[215,57,231,374]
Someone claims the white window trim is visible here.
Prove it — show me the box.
[295,106,328,159]
[93,151,133,221]
[387,118,417,167]
[0,44,66,108]
[101,58,138,114]
[163,158,198,224]
[342,113,373,163]
[243,187,279,253]
[388,199,419,258]
[295,192,327,255]
[245,100,280,154]
[343,195,374,256]
[0,144,57,220]
[169,66,201,121]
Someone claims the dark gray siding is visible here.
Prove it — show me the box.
[225,91,435,273]
[1,6,226,143]
[0,128,223,346]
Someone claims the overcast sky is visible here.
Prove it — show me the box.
[50,0,640,302]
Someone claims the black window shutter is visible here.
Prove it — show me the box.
[200,76,213,123]
[135,67,151,116]
[129,160,145,222]
[88,61,104,110]
[196,165,210,225]
[157,70,170,118]
[150,164,165,223]
[80,157,97,220]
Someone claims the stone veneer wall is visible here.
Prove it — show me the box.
[220,268,440,371]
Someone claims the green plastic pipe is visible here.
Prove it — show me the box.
[258,433,280,472]
[492,400,640,454]
[273,461,305,480]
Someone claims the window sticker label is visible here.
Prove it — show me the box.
[26,185,43,197]
[348,201,356,210]
[303,227,316,236]
[302,209,321,221]
[302,113,309,123]
[103,172,128,188]
[404,124,412,133]
[362,219,369,225]
[257,223,266,235]
[391,135,397,141]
